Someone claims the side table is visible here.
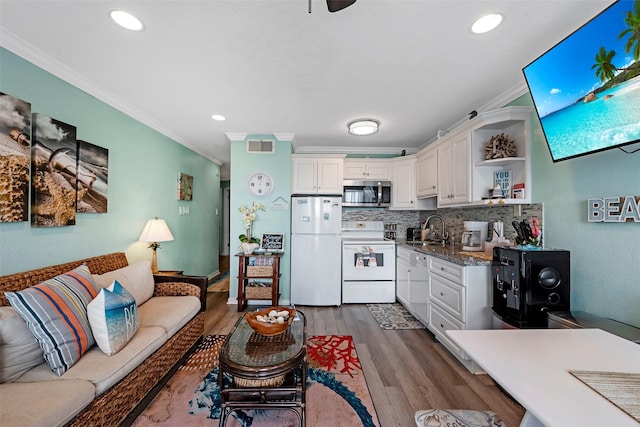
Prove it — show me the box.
[153,271,208,312]
[235,253,282,311]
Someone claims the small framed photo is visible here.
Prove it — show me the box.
[261,232,285,252]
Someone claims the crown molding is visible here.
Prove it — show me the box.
[273,133,295,142]
[1,28,223,166]
[293,144,416,156]
[225,132,248,142]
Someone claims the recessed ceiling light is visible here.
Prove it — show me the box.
[211,114,226,121]
[348,119,379,136]
[471,13,503,34]
[110,10,144,31]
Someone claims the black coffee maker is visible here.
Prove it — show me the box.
[492,246,571,328]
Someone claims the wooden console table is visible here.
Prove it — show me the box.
[236,253,282,311]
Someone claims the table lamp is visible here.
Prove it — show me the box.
[138,217,174,274]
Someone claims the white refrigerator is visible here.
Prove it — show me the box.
[290,196,342,306]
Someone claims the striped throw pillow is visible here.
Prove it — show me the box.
[6,264,99,375]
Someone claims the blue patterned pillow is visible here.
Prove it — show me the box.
[6,264,99,375]
[87,280,139,356]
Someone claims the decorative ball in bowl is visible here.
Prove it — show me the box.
[245,307,296,336]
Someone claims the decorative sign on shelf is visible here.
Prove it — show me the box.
[588,196,640,222]
[271,196,289,211]
[494,170,512,198]
[261,232,285,251]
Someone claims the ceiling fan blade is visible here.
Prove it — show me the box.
[327,0,357,13]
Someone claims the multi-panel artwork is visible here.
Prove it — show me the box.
[0,92,31,223]
[0,92,110,227]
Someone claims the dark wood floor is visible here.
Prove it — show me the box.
[205,257,524,427]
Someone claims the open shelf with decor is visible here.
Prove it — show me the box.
[470,106,533,205]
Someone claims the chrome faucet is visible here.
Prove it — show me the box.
[425,215,449,245]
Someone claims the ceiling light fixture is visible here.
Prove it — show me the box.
[348,119,379,136]
[471,13,503,34]
[211,114,226,121]
[110,10,144,31]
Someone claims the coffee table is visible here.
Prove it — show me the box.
[218,310,307,426]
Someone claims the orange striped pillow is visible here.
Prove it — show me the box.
[6,264,99,375]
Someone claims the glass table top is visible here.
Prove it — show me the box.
[221,310,306,370]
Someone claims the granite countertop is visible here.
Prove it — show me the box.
[397,239,493,266]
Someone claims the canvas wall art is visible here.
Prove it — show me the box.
[178,172,193,201]
[31,113,78,227]
[77,140,108,213]
[0,92,31,223]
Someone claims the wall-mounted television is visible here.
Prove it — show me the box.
[523,0,640,162]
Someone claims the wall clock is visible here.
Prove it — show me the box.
[248,172,273,197]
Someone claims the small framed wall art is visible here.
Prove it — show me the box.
[261,232,285,252]
[178,172,193,201]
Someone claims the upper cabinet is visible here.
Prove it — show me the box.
[437,131,471,207]
[416,147,437,198]
[416,106,533,208]
[343,159,390,180]
[390,156,435,210]
[292,154,345,195]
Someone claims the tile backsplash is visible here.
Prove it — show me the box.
[342,203,543,246]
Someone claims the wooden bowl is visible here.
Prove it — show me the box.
[245,307,296,336]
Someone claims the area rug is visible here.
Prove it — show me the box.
[366,303,425,330]
[208,272,230,293]
[132,335,379,427]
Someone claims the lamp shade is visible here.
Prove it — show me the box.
[138,218,174,243]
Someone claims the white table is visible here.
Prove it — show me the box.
[447,328,640,427]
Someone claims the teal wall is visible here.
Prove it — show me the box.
[229,136,292,304]
[0,48,221,277]
[513,93,640,327]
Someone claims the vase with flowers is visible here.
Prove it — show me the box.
[238,202,265,254]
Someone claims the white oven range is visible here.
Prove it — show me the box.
[342,221,396,303]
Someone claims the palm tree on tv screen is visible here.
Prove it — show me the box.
[592,46,617,82]
[619,0,640,60]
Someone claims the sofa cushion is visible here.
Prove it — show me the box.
[93,260,154,306]
[0,306,45,383]
[0,379,95,427]
[87,280,140,356]
[5,265,98,375]
[17,326,167,396]
[138,295,200,338]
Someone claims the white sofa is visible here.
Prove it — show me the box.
[0,252,206,427]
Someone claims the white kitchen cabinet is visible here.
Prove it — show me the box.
[390,156,436,210]
[396,246,412,308]
[427,256,492,374]
[291,154,344,194]
[416,147,437,198]
[437,132,471,207]
[344,159,390,180]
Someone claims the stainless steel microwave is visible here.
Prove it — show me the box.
[342,180,392,207]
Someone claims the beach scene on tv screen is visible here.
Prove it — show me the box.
[524,0,640,161]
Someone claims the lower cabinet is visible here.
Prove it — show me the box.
[427,256,492,374]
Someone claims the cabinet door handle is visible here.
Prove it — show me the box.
[440,323,444,329]
[440,291,445,296]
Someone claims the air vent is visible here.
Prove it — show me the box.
[247,139,274,153]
